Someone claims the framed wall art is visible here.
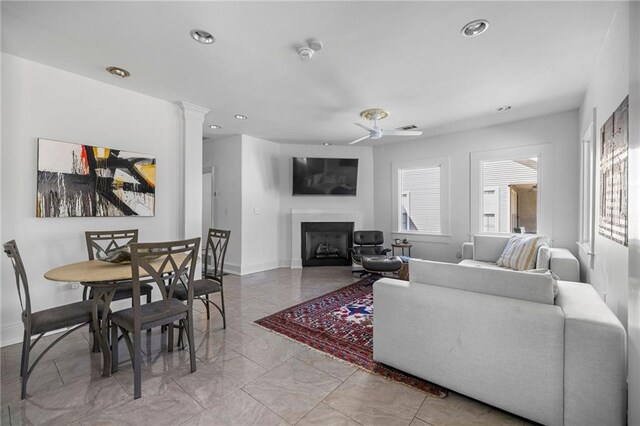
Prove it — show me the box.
[599,96,629,246]
[36,138,156,217]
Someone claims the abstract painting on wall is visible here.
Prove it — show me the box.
[37,139,156,217]
[599,96,628,246]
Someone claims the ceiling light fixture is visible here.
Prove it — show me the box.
[209,124,221,129]
[497,105,512,111]
[106,66,130,78]
[461,19,489,37]
[190,29,215,44]
[234,114,247,120]
[297,38,323,61]
[323,142,332,146]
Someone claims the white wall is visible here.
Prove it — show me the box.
[577,2,630,328]
[277,144,375,266]
[204,139,375,273]
[627,2,640,422]
[203,135,242,274]
[1,54,182,347]
[373,110,580,263]
[241,135,280,274]
[578,1,639,420]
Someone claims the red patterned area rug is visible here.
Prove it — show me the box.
[255,276,447,397]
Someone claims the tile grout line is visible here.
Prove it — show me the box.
[292,350,357,382]
[240,388,293,425]
[283,358,345,425]
[317,369,366,426]
[169,375,207,416]
[52,357,65,385]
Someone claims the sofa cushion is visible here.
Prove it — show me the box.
[536,244,551,270]
[410,258,555,304]
[472,235,510,262]
[525,268,559,297]
[496,235,547,271]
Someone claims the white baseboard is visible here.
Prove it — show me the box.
[1,322,70,348]
[1,321,24,347]
[225,260,281,276]
[278,259,290,268]
[291,258,302,269]
[240,260,280,275]
[225,262,242,276]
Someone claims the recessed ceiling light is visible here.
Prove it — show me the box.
[106,66,130,78]
[209,124,221,129]
[190,29,215,44]
[323,142,332,146]
[234,114,247,120]
[461,19,489,37]
[497,105,512,111]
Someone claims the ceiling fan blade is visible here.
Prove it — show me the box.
[354,122,376,132]
[348,135,370,145]
[382,129,424,136]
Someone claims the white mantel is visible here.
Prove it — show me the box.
[290,209,364,268]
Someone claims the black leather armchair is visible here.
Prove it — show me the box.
[351,230,391,265]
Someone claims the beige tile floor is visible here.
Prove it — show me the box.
[0,266,532,425]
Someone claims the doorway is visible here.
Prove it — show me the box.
[202,167,214,244]
[509,184,537,233]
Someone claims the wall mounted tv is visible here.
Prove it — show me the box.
[292,157,358,196]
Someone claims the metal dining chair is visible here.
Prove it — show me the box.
[172,229,230,329]
[85,229,155,350]
[84,229,153,304]
[110,237,199,399]
[3,240,107,400]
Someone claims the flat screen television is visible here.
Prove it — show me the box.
[292,157,358,196]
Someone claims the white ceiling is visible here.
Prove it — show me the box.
[1,1,618,146]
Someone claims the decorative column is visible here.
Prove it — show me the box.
[178,102,209,240]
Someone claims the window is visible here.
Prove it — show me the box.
[470,144,552,238]
[579,118,596,255]
[392,157,450,238]
[481,158,538,233]
[400,167,441,233]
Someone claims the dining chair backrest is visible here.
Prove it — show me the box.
[129,238,200,328]
[204,229,230,280]
[3,240,32,325]
[85,229,139,260]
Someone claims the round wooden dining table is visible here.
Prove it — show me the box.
[44,255,186,377]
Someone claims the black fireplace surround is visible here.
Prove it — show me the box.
[301,222,354,267]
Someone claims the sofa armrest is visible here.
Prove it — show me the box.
[556,281,627,426]
[462,242,474,260]
[549,248,580,281]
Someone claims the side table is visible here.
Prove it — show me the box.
[391,243,413,257]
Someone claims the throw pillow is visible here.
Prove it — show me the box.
[496,235,546,271]
[526,268,559,297]
[536,244,551,270]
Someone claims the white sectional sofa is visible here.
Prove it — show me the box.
[373,257,627,425]
[460,234,581,282]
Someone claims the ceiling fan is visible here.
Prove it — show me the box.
[348,108,423,145]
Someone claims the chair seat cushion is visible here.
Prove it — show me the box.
[172,279,222,300]
[26,301,106,335]
[111,299,187,330]
[362,255,403,272]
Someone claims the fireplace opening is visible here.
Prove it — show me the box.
[301,222,354,267]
